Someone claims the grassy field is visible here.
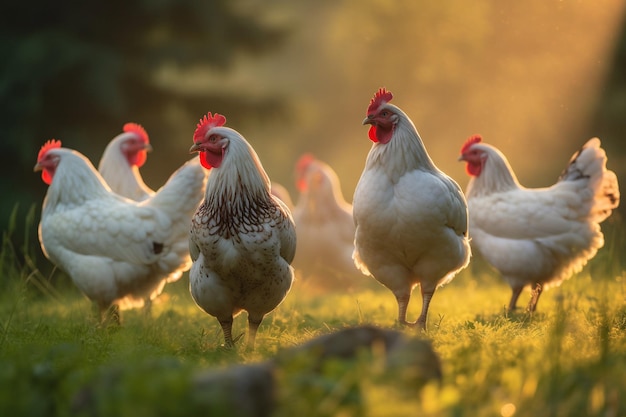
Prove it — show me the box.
[1,214,625,416]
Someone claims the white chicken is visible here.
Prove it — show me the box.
[188,112,296,348]
[98,122,154,201]
[291,153,360,290]
[35,139,206,323]
[459,135,620,312]
[353,88,471,330]
[98,123,207,287]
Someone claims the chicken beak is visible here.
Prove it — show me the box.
[362,115,374,125]
[144,143,153,152]
[33,162,43,172]
[189,143,202,154]
[457,155,465,162]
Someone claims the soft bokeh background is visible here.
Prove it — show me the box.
[2,0,625,255]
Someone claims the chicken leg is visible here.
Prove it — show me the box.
[527,283,543,313]
[508,285,524,312]
[394,289,433,331]
[247,315,264,350]
[508,283,543,313]
[219,317,235,348]
[415,290,434,331]
[395,292,412,326]
[96,302,121,326]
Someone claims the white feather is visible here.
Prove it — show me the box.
[462,137,620,307]
[353,96,471,328]
[292,156,359,289]
[37,146,206,318]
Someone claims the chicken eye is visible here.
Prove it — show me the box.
[208,134,218,143]
[380,111,389,117]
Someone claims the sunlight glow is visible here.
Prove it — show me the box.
[501,402,516,417]
[141,2,626,206]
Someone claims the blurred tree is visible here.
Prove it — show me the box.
[589,14,626,158]
[0,0,292,234]
[588,11,626,224]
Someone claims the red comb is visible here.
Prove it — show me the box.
[296,153,315,173]
[123,122,149,143]
[367,88,393,114]
[193,112,227,143]
[38,139,62,161]
[461,134,482,153]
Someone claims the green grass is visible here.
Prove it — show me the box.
[1,215,625,416]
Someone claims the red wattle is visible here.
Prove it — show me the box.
[42,170,53,185]
[466,162,482,177]
[368,126,378,142]
[200,150,223,169]
[135,150,147,167]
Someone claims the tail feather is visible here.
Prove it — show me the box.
[558,138,620,222]
[144,157,207,219]
[143,157,207,279]
[596,170,620,222]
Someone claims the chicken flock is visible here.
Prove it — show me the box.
[35,88,620,347]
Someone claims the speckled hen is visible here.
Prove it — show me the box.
[188,112,296,349]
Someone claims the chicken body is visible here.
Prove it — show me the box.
[98,123,154,201]
[292,154,360,290]
[353,89,471,330]
[188,113,296,348]
[270,182,294,212]
[35,140,207,322]
[460,136,620,311]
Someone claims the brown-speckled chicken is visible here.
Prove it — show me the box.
[188,112,296,348]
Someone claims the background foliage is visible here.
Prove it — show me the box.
[1,0,292,232]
